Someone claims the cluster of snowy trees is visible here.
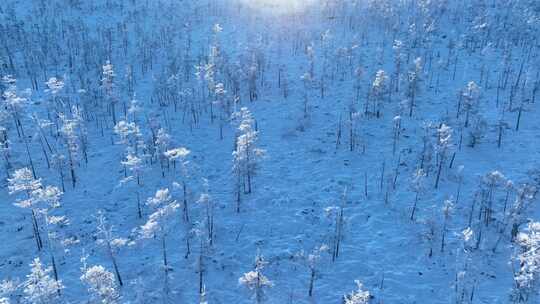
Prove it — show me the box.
[0,0,539,303]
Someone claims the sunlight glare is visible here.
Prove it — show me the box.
[240,0,315,14]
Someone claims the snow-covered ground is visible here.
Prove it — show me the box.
[1,0,540,303]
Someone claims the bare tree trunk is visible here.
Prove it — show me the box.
[308,267,315,297]
[108,243,123,287]
[31,209,43,251]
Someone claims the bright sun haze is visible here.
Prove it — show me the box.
[240,0,315,14]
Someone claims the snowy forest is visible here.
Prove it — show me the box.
[0,0,540,303]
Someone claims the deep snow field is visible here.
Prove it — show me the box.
[0,0,540,303]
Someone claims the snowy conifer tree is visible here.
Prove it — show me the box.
[410,168,427,220]
[44,77,64,118]
[114,121,142,155]
[95,211,127,287]
[121,153,143,185]
[33,185,64,287]
[343,280,370,304]
[120,152,145,217]
[8,168,43,250]
[154,128,171,177]
[407,57,423,117]
[196,179,214,246]
[440,198,454,253]
[59,112,81,188]
[305,244,329,297]
[460,81,480,127]
[165,147,191,221]
[434,124,453,189]
[239,253,273,304]
[232,107,265,204]
[102,61,118,125]
[80,265,120,304]
[0,118,11,177]
[370,70,388,118]
[0,279,18,304]
[2,76,30,140]
[512,221,540,302]
[22,258,63,304]
[2,78,35,175]
[139,189,179,298]
[455,227,476,303]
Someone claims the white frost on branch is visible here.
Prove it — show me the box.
[23,258,63,304]
[514,222,540,291]
[344,280,370,304]
[80,265,120,304]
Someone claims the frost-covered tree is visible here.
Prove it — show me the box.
[115,120,145,215]
[306,43,316,80]
[44,77,64,120]
[324,199,346,262]
[22,258,63,303]
[232,107,264,205]
[196,179,215,246]
[95,212,127,287]
[392,40,404,93]
[0,120,11,177]
[154,128,171,177]
[120,152,145,218]
[410,168,427,220]
[460,81,480,127]
[194,23,225,121]
[239,253,273,304]
[214,82,228,139]
[7,168,41,195]
[114,121,142,156]
[8,168,43,250]
[9,172,66,282]
[121,153,143,185]
[512,221,540,302]
[59,111,82,188]
[102,61,118,125]
[434,124,453,189]
[468,113,487,148]
[247,55,259,102]
[2,77,35,173]
[72,107,89,164]
[441,198,454,253]
[481,170,507,227]
[303,244,329,297]
[455,227,477,304]
[44,77,64,96]
[2,76,30,139]
[139,189,179,298]
[343,280,370,304]
[189,221,207,293]
[127,97,141,124]
[0,279,18,304]
[80,265,120,304]
[370,70,388,118]
[407,57,423,117]
[33,185,64,287]
[392,115,401,155]
[341,101,362,153]
[419,121,435,174]
[165,147,191,221]
[51,152,68,192]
